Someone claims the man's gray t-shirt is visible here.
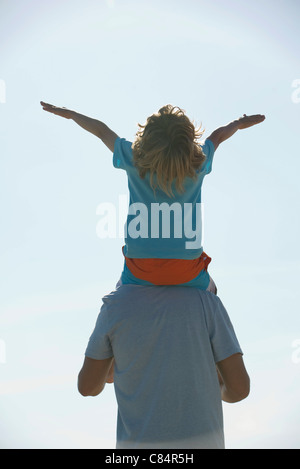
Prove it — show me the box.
[85,285,242,449]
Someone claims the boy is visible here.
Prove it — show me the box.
[40,101,265,292]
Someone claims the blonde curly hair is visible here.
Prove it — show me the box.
[132,105,205,197]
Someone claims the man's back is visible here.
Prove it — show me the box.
[85,285,242,449]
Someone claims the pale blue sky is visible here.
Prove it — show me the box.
[1,0,300,448]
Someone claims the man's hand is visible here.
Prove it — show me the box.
[78,356,114,397]
[237,113,265,129]
[40,101,73,119]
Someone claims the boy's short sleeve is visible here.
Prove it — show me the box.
[85,305,113,360]
[113,137,134,171]
[199,139,215,175]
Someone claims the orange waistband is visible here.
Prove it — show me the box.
[123,249,211,285]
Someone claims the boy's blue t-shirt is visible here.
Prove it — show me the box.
[113,137,215,259]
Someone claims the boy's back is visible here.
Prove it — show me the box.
[113,136,215,260]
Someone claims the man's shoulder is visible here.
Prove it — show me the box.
[103,284,221,310]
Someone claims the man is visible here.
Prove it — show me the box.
[78,285,249,449]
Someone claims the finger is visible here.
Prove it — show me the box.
[40,101,56,111]
[250,114,265,119]
[251,115,265,122]
[42,106,59,114]
[41,106,54,112]
[242,114,264,118]
[41,103,58,113]
[243,114,265,123]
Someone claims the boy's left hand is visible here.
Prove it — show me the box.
[238,114,265,129]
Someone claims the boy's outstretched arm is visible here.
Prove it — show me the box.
[40,101,119,152]
[207,114,265,151]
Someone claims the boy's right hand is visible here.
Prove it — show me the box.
[40,101,73,119]
[238,114,265,129]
